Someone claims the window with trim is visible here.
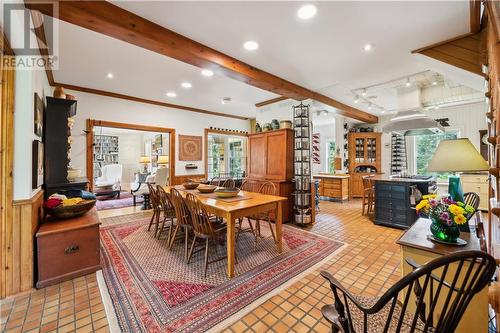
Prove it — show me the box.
[207,133,247,179]
[414,130,459,180]
[326,140,336,173]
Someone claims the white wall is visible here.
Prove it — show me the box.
[67,90,250,177]
[374,102,487,175]
[13,63,51,200]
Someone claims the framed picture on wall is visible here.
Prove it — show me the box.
[179,135,202,161]
[34,92,44,137]
[155,134,163,148]
[32,140,44,189]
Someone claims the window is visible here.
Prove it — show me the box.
[326,140,336,173]
[207,133,247,179]
[414,130,459,180]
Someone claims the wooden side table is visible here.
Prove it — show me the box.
[36,208,101,288]
[397,218,488,333]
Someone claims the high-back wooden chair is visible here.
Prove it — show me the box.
[169,188,193,260]
[361,175,375,215]
[155,186,176,241]
[236,180,256,240]
[321,250,496,333]
[221,178,235,188]
[246,182,278,246]
[460,192,480,232]
[184,193,227,277]
[147,183,162,235]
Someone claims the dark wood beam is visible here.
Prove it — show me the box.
[255,96,289,108]
[30,10,54,85]
[1,28,14,56]
[56,82,249,120]
[26,1,377,123]
[470,0,482,34]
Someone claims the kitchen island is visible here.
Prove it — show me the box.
[313,174,350,201]
[372,174,436,229]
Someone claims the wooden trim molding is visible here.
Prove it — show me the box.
[30,10,54,85]
[58,82,249,121]
[470,0,482,34]
[255,96,289,108]
[204,128,248,179]
[0,44,16,298]
[27,1,377,123]
[86,119,176,191]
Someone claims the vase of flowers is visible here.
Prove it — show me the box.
[415,195,474,243]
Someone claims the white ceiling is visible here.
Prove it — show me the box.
[50,1,471,119]
[50,20,278,118]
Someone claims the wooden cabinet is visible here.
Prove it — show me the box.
[248,129,294,221]
[36,208,101,288]
[461,173,488,210]
[348,132,382,197]
[314,175,349,201]
[248,129,294,180]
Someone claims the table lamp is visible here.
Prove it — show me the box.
[426,138,489,202]
[139,156,151,173]
[158,155,169,167]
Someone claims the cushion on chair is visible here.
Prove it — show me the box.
[324,296,429,333]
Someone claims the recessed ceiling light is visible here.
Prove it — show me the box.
[381,110,385,114]
[181,82,192,89]
[297,4,317,20]
[243,40,259,51]
[166,92,176,98]
[106,73,113,79]
[201,69,214,77]
[363,44,373,52]
[361,89,367,97]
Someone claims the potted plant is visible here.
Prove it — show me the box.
[415,195,474,243]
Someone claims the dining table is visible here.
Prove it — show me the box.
[164,185,288,278]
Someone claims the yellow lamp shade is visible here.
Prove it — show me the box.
[158,155,169,165]
[426,138,489,172]
[139,156,151,164]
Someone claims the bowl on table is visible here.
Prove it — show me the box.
[182,182,200,190]
[197,185,217,193]
[45,200,96,219]
[214,187,240,198]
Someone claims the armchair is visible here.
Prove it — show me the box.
[95,164,122,190]
[321,250,495,333]
[130,167,169,206]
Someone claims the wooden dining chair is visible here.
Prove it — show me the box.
[169,188,193,260]
[184,193,227,277]
[459,192,480,232]
[155,186,176,242]
[221,178,235,188]
[236,180,256,241]
[210,177,222,186]
[147,183,162,235]
[321,250,496,333]
[361,175,375,215]
[248,181,278,246]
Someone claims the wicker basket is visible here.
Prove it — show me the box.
[46,200,96,219]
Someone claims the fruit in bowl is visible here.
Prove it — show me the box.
[182,182,199,190]
[214,187,240,198]
[197,184,217,193]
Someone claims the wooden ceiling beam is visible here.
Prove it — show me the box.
[470,0,482,34]
[56,82,249,120]
[255,96,289,108]
[26,1,377,123]
[30,10,54,85]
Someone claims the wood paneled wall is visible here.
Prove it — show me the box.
[172,174,206,185]
[5,191,44,296]
[485,1,500,262]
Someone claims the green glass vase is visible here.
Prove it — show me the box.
[430,218,460,243]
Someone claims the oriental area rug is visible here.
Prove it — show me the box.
[99,213,343,333]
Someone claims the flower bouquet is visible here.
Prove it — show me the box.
[415,195,474,243]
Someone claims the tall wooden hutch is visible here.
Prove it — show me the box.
[247,129,294,222]
[348,132,382,197]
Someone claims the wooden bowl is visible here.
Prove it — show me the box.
[182,182,199,190]
[214,187,240,198]
[197,185,217,193]
[45,200,96,219]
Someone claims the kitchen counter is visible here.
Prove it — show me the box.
[313,174,350,179]
[313,174,350,201]
[372,176,435,229]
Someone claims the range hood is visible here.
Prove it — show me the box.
[382,87,444,136]
[382,110,444,136]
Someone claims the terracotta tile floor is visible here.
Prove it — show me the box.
[0,199,403,332]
